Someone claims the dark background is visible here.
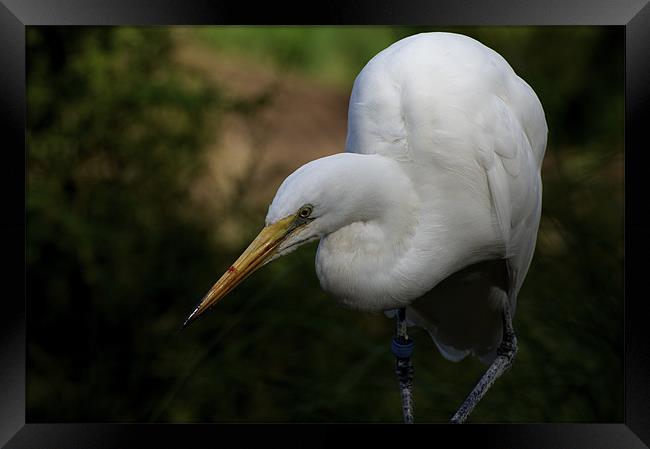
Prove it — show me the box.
[26,26,623,422]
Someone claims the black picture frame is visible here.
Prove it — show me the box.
[2,0,649,447]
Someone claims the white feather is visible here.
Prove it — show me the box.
[267,32,547,363]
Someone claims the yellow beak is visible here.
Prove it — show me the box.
[181,214,298,329]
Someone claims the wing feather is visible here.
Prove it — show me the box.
[346,32,546,299]
[350,32,547,361]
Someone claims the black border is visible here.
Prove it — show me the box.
[2,1,649,447]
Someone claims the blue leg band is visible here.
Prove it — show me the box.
[391,337,415,358]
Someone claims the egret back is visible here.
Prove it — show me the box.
[347,32,547,362]
[346,32,547,306]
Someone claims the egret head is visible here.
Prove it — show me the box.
[182,153,413,328]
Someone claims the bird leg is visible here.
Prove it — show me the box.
[392,307,415,424]
[450,305,518,423]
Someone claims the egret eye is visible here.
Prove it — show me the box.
[298,205,313,219]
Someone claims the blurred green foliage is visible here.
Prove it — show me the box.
[27,26,623,423]
[27,27,220,420]
[195,27,402,88]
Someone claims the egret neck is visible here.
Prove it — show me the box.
[263,153,419,311]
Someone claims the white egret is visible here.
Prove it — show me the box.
[183,32,547,423]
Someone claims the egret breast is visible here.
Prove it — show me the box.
[315,220,415,311]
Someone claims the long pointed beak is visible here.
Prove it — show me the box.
[181,215,297,330]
